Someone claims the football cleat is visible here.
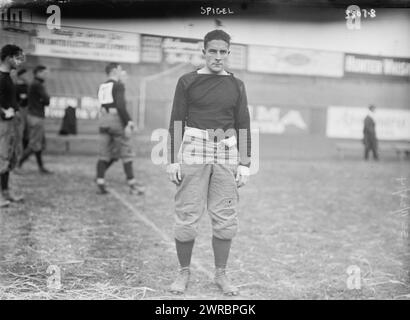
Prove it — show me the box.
[96,183,108,195]
[2,190,24,203]
[215,268,239,296]
[169,267,190,295]
[0,196,11,208]
[39,167,53,175]
[129,180,145,195]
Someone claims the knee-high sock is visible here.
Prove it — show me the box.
[19,147,33,167]
[96,160,108,180]
[0,171,9,191]
[35,151,44,169]
[105,158,116,170]
[22,137,28,150]
[175,239,195,269]
[123,161,134,181]
[212,236,232,269]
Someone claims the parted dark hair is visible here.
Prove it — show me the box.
[204,30,231,49]
[1,44,23,61]
[105,62,120,75]
[33,65,47,75]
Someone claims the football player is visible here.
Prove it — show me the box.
[0,45,25,207]
[167,30,251,295]
[95,63,145,195]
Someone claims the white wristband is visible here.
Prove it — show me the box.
[238,165,250,176]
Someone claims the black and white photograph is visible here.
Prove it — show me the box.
[0,0,409,306]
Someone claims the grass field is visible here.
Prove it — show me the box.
[0,155,409,300]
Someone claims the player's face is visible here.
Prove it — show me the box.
[18,72,28,82]
[36,69,49,80]
[203,40,230,73]
[7,52,25,69]
[115,65,123,78]
[119,70,128,83]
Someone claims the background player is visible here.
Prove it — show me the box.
[0,45,25,207]
[95,62,145,195]
[15,68,29,150]
[100,69,130,170]
[18,65,53,174]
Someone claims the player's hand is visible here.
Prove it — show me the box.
[2,108,15,119]
[235,165,250,188]
[124,121,135,138]
[166,163,182,185]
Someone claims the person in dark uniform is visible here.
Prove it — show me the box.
[0,45,25,208]
[167,30,251,296]
[99,69,129,170]
[18,65,52,173]
[15,68,29,150]
[363,105,379,161]
[95,62,145,195]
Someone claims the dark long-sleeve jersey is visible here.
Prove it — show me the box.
[0,71,18,120]
[16,81,28,108]
[98,79,131,127]
[169,71,251,166]
[28,77,50,118]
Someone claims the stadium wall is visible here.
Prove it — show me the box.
[2,22,408,159]
[21,55,410,145]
